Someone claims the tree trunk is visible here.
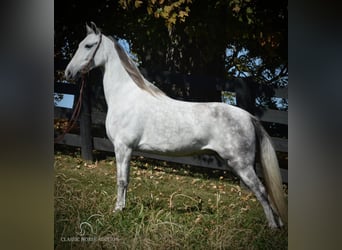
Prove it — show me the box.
[162,4,227,102]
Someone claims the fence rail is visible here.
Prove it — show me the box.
[54,78,288,183]
[55,132,288,183]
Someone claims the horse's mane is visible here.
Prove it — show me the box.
[110,37,165,97]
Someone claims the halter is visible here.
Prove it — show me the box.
[82,33,103,74]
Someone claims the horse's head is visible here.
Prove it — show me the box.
[65,22,103,81]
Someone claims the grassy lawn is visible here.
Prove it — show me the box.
[54,147,287,249]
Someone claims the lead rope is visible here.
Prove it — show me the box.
[54,76,86,143]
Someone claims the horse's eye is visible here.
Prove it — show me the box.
[85,44,93,49]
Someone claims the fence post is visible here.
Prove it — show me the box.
[234,78,257,115]
[80,82,93,161]
[233,78,257,189]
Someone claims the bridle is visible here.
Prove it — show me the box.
[82,33,103,74]
[54,34,102,143]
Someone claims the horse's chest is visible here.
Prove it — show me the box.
[105,108,143,141]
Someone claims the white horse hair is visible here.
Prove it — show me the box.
[65,22,287,228]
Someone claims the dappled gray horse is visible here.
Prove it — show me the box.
[65,22,287,228]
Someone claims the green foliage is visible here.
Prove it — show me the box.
[221,91,236,105]
[54,93,64,106]
[55,151,288,249]
[114,0,287,82]
[119,0,192,30]
[55,0,287,103]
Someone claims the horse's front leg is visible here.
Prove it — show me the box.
[113,144,132,212]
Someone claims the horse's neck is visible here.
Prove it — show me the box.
[102,44,140,107]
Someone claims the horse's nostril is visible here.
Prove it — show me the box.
[65,70,71,79]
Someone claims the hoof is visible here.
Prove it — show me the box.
[268,222,283,229]
[268,215,284,229]
[113,206,125,213]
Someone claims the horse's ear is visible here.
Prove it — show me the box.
[86,23,94,35]
[90,21,100,35]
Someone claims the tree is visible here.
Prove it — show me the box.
[55,0,287,103]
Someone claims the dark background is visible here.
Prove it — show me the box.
[0,0,341,249]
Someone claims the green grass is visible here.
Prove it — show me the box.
[54,148,287,249]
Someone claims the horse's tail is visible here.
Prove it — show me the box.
[251,117,288,224]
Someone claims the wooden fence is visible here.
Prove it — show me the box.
[54,75,288,183]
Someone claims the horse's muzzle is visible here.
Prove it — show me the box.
[65,69,72,80]
[65,68,81,81]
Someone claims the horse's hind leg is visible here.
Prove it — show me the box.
[113,143,132,212]
[232,163,282,228]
